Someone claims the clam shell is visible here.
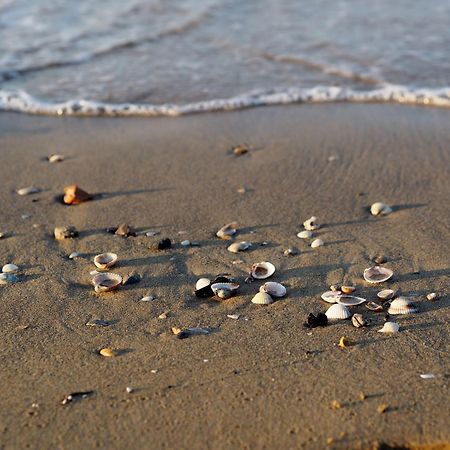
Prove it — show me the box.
[2,263,19,274]
[260,282,286,298]
[377,289,395,300]
[216,222,238,240]
[378,322,400,333]
[48,154,65,163]
[211,282,239,299]
[227,241,251,253]
[363,266,393,283]
[325,304,351,320]
[370,202,392,216]
[17,186,40,196]
[387,297,418,315]
[297,230,313,239]
[303,216,320,231]
[341,286,355,294]
[321,291,341,303]
[93,253,118,270]
[365,301,383,312]
[195,278,211,290]
[251,291,273,305]
[336,295,367,306]
[311,238,324,248]
[351,313,366,328]
[251,261,275,279]
[92,273,122,293]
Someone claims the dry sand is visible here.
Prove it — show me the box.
[0,104,449,449]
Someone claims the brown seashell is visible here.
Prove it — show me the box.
[341,286,355,294]
[92,273,122,293]
[351,313,366,328]
[363,266,393,283]
[99,348,114,357]
[63,184,93,205]
[93,253,118,270]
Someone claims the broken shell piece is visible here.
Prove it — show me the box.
[378,322,400,333]
[339,336,351,349]
[195,278,211,290]
[63,184,93,205]
[140,295,155,302]
[150,238,171,251]
[377,289,395,300]
[93,253,118,270]
[341,286,355,294]
[0,273,19,284]
[388,297,418,315]
[216,222,238,240]
[251,291,273,305]
[227,314,240,320]
[370,202,392,216]
[99,348,114,357]
[17,186,41,196]
[227,241,252,253]
[303,216,320,231]
[311,238,324,248]
[68,252,81,259]
[426,292,438,301]
[363,266,393,283]
[2,263,19,274]
[211,282,239,300]
[297,230,313,239]
[232,144,249,156]
[251,261,275,279]
[336,295,367,306]
[260,282,286,298]
[283,247,299,256]
[48,154,64,163]
[54,226,78,240]
[351,313,366,328]
[115,223,136,237]
[365,301,383,312]
[92,273,122,293]
[325,304,351,320]
[321,291,341,303]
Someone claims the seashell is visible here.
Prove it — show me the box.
[426,292,438,301]
[181,240,191,247]
[86,319,110,327]
[92,273,122,293]
[48,154,65,163]
[387,297,418,315]
[2,263,19,274]
[140,295,155,302]
[377,289,395,300]
[303,216,320,231]
[370,202,392,216]
[251,291,273,305]
[351,313,366,328]
[17,186,41,196]
[54,226,78,240]
[99,348,114,357]
[420,373,435,379]
[297,230,313,239]
[63,184,93,205]
[283,247,299,256]
[227,314,240,320]
[378,322,400,333]
[325,304,351,320]
[195,278,211,290]
[0,273,19,284]
[365,301,383,312]
[68,252,81,259]
[115,223,136,237]
[93,253,118,270]
[150,238,171,251]
[260,282,286,298]
[363,266,393,283]
[216,222,238,240]
[341,286,355,294]
[211,282,239,299]
[227,241,252,253]
[311,238,324,248]
[232,144,249,156]
[337,295,367,306]
[321,291,341,303]
[251,261,275,279]
[330,285,341,292]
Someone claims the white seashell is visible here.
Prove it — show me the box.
[48,154,65,163]
[377,289,395,300]
[283,247,299,256]
[303,216,320,231]
[351,313,366,328]
[378,322,400,333]
[227,314,240,320]
[211,282,239,299]
[195,278,211,290]
[180,240,191,247]
[0,273,19,284]
[363,266,393,283]
[260,282,286,298]
[370,202,392,216]
[68,252,81,259]
[17,186,41,196]
[321,291,341,303]
[216,222,238,239]
[420,373,435,379]
[297,230,313,239]
[2,263,19,273]
[311,238,324,248]
[387,297,418,315]
[426,292,438,301]
[140,295,156,302]
[92,273,122,293]
[336,295,367,306]
[227,241,252,253]
[93,253,118,270]
[325,304,351,320]
[251,291,273,305]
[251,261,275,279]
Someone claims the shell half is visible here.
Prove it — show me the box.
[336,295,367,306]
[325,304,351,320]
[321,291,341,304]
[251,291,273,305]
[377,289,395,300]
[370,202,392,216]
[2,263,19,274]
[195,278,211,290]
[387,297,418,315]
[216,222,238,240]
[93,252,118,270]
[260,282,286,298]
[92,273,122,293]
[251,262,275,279]
[378,322,400,333]
[227,241,251,253]
[363,266,393,283]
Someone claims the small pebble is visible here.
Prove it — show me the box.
[126,387,134,394]
[158,312,168,319]
[377,403,389,414]
[54,226,78,240]
[330,400,341,410]
[150,369,158,374]
[140,295,155,302]
[227,314,240,320]
[68,252,81,259]
[237,187,246,194]
[181,240,191,247]
[373,255,387,264]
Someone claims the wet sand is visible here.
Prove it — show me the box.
[0,104,449,449]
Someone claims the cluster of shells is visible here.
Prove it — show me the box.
[91,252,122,293]
[297,216,324,248]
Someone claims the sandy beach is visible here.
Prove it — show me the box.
[0,104,449,449]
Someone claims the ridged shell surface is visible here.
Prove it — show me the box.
[325,304,351,320]
[251,292,273,305]
[378,322,400,333]
[387,297,418,315]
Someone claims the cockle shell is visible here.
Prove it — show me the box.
[195,278,211,290]
[227,241,251,253]
[311,238,324,248]
[321,291,341,303]
[370,202,392,216]
[93,253,118,270]
[377,289,395,300]
[259,282,286,298]
[325,304,351,320]
[251,261,275,279]
[363,266,393,283]
[297,230,313,239]
[216,222,238,239]
[17,186,41,196]
[378,322,400,333]
[251,291,273,305]
[2,264,19,274]
[211,282,239,299]
[351,313,366,328]
[92,273,122,293]
[303,216,320,231]
[336,295,367,306]
[387,297,418,315]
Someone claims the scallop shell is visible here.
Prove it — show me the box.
[325,304,351,320]
[377,289,395,300]
[195,278,211,290]
[251,291,273,305]
[227,241,251,253]
[297,230,313,239]
[336,295,367,306]
[92,273,122,293]
[93,253,118,270]
[311,238,324,248]
[387,297,418,315]
[378,322,400,333]
[370,202,392,216]
[251,261,275,279]
[426,292,438,301]
[321,291,341,303]
[303,216,320,231]
[216,222,238,239]
[260,282,286,298]
[17,186,41,196]
[2,263,19,274]
[363,266,393,283]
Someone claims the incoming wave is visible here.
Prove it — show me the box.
[1,85,450,117]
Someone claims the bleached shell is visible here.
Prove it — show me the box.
[363,266,393,283]
[17,186,41,196]
[378,322,400,333]
[311,238,324,248]
[195,278,211,290]
[377,289,395,300]
[93,253,118,270]
[321,291,341,303]
[92,273,122,293]
[260,282,286,298]
[251,291,273,305]
[2,263,19,273]
[387,297,418,315]
[370,202,392,216]
[227,241,251,253]
[211,282,239,298]
[303,216,320,231]
[48,154,65,163]
[297,230,313,239]
[251,261,275,279]
[426,292,438,301]
[216,222,238,239]
[336,295,367,306]
[325,303,351,320]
